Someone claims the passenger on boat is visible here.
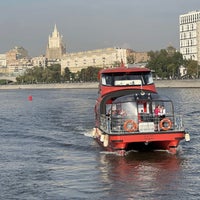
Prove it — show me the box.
[107,105,126,117]
[154,105,161,116]
[106,105,116,116]
[116,104,127,117]
[154,105,161,130]
[160,105,166,119]
[108,104,127,131]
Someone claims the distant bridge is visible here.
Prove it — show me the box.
[0,76,17,82]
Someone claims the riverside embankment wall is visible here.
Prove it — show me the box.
[0,80,200,90]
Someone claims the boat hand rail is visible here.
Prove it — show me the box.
[99,114,184,134]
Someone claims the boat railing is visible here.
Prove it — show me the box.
[99,114,184,134]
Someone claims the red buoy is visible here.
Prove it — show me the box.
[28,95,33,101]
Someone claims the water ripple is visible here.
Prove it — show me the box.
[0,88,199,199]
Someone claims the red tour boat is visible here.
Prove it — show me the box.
[93,64,190,156]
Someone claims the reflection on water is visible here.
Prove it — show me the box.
[99,151,185,199]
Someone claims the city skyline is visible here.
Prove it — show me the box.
[1,0,200,57]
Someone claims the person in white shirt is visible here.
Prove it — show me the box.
[160,105,166,119]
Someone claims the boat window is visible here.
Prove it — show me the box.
[101,72,153,86]
[123,102,138,117]
[114,75,142,86]
[101,74,112,86]
[143,73,153,85]
[102,76,106,85]
[111,102,138,120]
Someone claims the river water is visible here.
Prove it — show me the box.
[0,88,199,200]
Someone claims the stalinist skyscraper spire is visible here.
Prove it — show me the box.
[46,24,66,60]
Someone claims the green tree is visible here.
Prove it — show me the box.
[184,59,198,78]
[47,64,61,82]
[113,61,121,67]
[78,66,101,82]
[147,49,184,79]
[16,64,62,84]
[63,67,71,81]
[127,55,135,64]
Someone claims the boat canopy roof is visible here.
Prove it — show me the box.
[113,92,172,104]
[99,66,151,74]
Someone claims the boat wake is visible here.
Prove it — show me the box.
[100,151,119,155]
[83,128,95,138]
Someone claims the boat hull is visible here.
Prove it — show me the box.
[93,128,185,155]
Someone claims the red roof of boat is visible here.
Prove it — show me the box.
[99,66,151,74]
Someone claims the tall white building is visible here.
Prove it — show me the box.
[179,10,200,63]
[46,25,66,60]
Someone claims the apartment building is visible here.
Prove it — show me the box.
[61,47,127,74]
[179,10,200,63]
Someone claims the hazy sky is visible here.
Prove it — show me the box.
[1,0,200,56]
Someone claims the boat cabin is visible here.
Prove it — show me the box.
[98,66,157,97]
